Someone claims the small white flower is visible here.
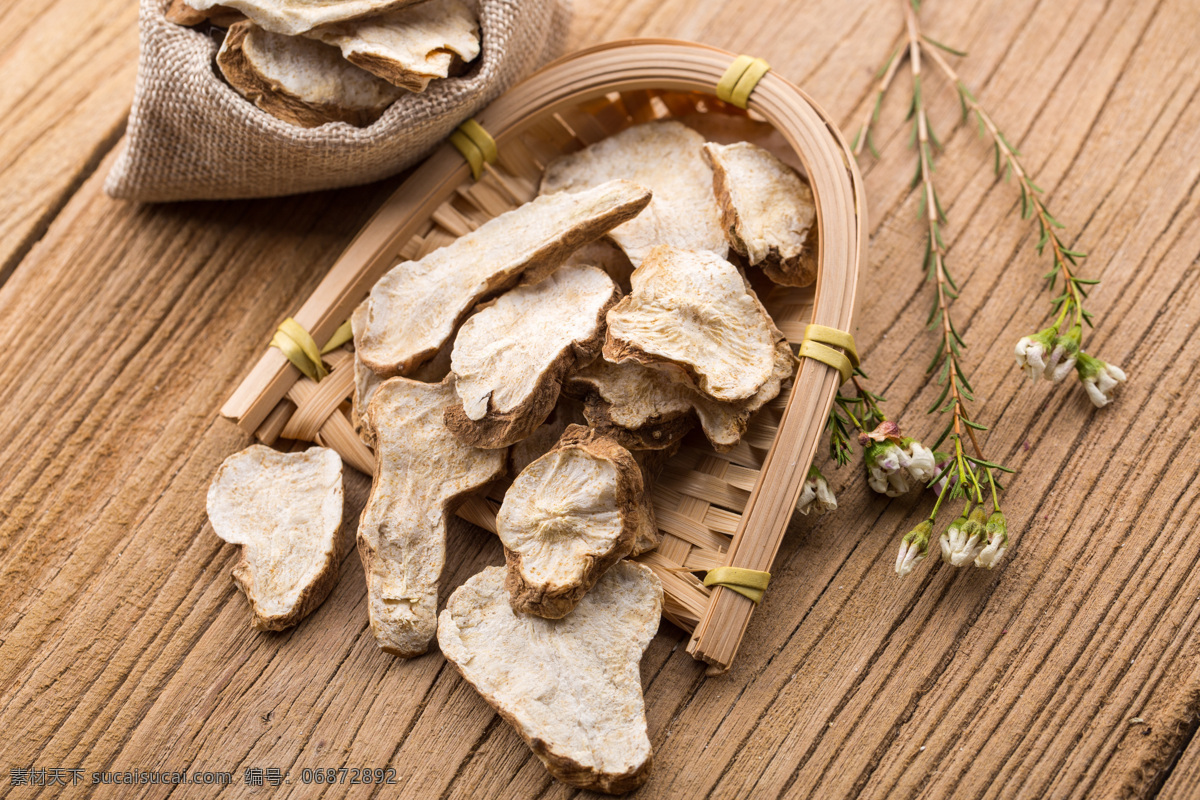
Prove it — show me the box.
[940,506,987,567]
[865,442,910,497]
[868,464,910,497]
[815,475,838,513]
[1081,360,1126,408]
[896,521,933,576]
[904,440,937,484]
[1044,326,1082,383]
[975,511,1009,569]
[797,467,836,515]
[1014,328,1057,382]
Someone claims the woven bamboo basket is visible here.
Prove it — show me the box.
[222,39,864,673]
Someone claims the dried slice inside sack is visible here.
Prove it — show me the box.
[358,180,651,378]
[306,0,480,92]
[604,245,790,403]
[438,561,661,794]
[567,344,795,453]
[539,120,727,267]
[703,142,818,287]
[166,0,245,27]
[217,21,404,128]
[445,265,619,449]
[358,377,506,656]
[191,0,423,36]
[497,425,655,618]
[206,445,344,631]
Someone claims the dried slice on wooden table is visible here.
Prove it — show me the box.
[358,377,506,656]
[306,0,480,92]
[703,141,819,287]
[357,180,651,378]
[604,245,791,403]
[217,21,404,128]
[191,0,422,36]
[567,344,795,452]
[539,120,727,267]
[445,265,620,449]
[206,445,344,631]
[438,561,662,794]
[497,425,655,618]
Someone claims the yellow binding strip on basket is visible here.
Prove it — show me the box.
[270,318,353,383]
[799,323,860,385]
[716,55,771,109]
[704,567,771,604]
[449,118,499,180]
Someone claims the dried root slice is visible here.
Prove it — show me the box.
[564,238,636,290]
[446,265,619,449]
[568,345,794,453]
[703,142,818,287]
[351,301,381,436]
[604,245,789,403]
[358,377,506,656]
[539,120,727,267]
[166,0,246,26]
[192,0,422,36]
[497,425,654,618]
[358,180,651,378]
[306,0,480,92]
[206,445,344,631]
[438,562,661,794]
[217,21,403,128]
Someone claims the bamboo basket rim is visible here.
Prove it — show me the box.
[221,39,865,672]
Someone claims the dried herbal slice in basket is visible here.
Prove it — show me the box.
[437,561,661,794]
[445,265,620,449]
[358,377,506,657]
[567,346,794,453]
[306,0,480,92]
[357,179,651,378]
[192,0,423,36]
[497,425,654,619]
[703,142,819,287]
[217,21,404,128]
[604,245,791,403]
[539,120,727,267]
[206,445,345,631]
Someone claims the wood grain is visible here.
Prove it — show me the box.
[3,0,1200,797]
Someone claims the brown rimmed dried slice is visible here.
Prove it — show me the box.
[497,425,654,618]
[604,245,790,403]
[217,21,404,128]
[567,343,795,453]
[191,0,422,36]
[703,141,818,287]
[357,179,651,378]
[445,265,619,449]
[539,120,727,267]
[437,561,661,794]
[358,377,506,657]
[306,0,479,92]
[507,398,587,477]
[166,0,246,26]
[206,445,344,631]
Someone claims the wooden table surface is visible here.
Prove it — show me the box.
[4,0,1200,797]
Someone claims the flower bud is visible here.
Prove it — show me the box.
[975,510,1009,568]
[1014,327,1057,382]
[865,441,910,497]
[1076,352,1127,408]
[1045,325,1081,383]
[896,520,933,577]
[940,505,987,566]
[797,466,837,516]
[902,438,937,484]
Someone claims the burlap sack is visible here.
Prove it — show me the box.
[105,0,570,202]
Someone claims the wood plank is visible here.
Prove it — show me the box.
[2,0,1200,798]
[0,0,138,283]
